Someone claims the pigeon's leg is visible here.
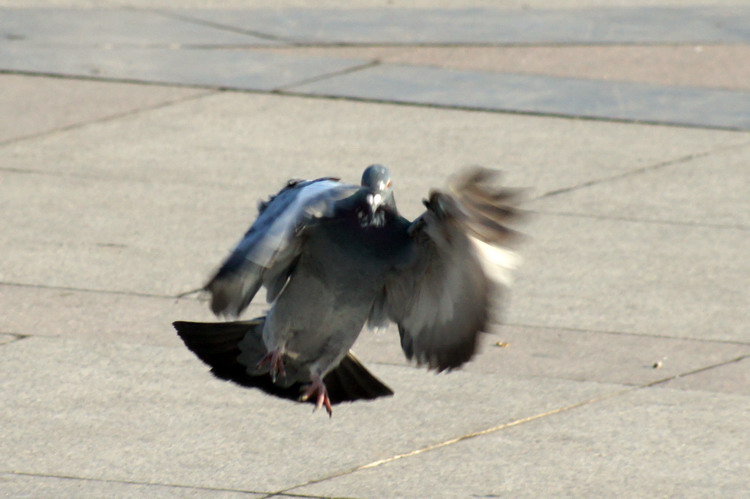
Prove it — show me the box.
[257,349,286,381]
[258,310,291,382]
[301,374,333,417]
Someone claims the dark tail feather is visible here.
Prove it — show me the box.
[174,318,265,381]
[173,320,393,405]
[324,351,394,403]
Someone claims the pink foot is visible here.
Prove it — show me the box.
[301,375,333,417]
[257,349,286,381]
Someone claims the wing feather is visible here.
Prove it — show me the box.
[205,178,356,317]
[383,167,525,370]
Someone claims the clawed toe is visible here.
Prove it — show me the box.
[300,376,333,417]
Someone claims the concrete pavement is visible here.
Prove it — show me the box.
[1,2,749,497]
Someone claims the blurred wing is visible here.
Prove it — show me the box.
[383,167,524,371]
[206,178,357,317]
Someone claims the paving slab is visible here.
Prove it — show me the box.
[2,90,746,203]
[0,283,247,347]
[2,90,747,302]
[508,214,750,343]
[0,44,368,91]
[354,324,750,388]
[294,387,750,497]
[0,74,208,144]
[387,45,750,92]
[0,472,265,499]
[0,336,614,493]
[3,8,749,129]
[0,170,266,295]
[4,279,748,389]
[1,8,277,47]
[531,142,750,228]
[266,45,750,91]
[183,6,750,44]
[289,63,750,130]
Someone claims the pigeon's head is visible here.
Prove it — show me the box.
[361,164,395,208]
[360,164,396,226]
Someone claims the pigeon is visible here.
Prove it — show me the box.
[174,165,523,416]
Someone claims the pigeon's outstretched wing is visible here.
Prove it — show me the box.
[206,177,357,317]
[378,168,525,371]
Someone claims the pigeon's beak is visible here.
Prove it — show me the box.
[366,193,383,214]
